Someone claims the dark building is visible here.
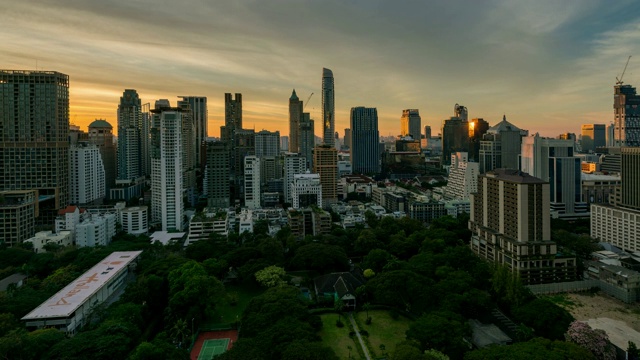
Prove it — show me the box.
[468,118,489,162]
[205,141,230,209]
[614,84,640,147]
[441,116,468,166]
[581,124,606,153]
[350,107,380,174]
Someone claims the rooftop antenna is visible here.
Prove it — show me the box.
[616,55,632,85]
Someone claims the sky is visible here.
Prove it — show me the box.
[2,0,640,139]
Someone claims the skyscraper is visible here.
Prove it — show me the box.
[150,101,184,231]
[469,169,576,284]
[244,156,261,209]
[222,93,242,189]
[400,109,421,140]
[284,153,307,204]
[479,115,524,173]
[468,117,489,161]
[299,113,315,170]
[614,84,640,147]
[234,129,255,199]
[424,125,432,139]
[322,68,335,147]
[255,130,281,158]
[350,107,380,174]
[581,124,606,153]
[177,99,197,207]
[441,116,468,166]
[179,96,208,167]
[313,145,338,208]
[70,142,105,205]
[205,141,230,209]
[88,119,116,199]
[117,89,143,181]
[344,128,352,149]
[289,89,302,153]
[0,70,69,223]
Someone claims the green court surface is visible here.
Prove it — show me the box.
[197,338,230,360]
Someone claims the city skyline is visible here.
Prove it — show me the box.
[2,1,640,138]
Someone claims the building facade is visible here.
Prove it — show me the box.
[255,130,280,158]
[289,89,302,153]
[400,109,421,141]
[70,143,105,205]
[244,156,261,209]
[314,145,338,208]
[284,153,307,204]
[469,169,576,285]
[88,120,116,199]
[75,213,116,247]
[0,190,37,247]
[299,114,315,170]
[120,206,148,235]
[322,68,335,147]
[291,173,323,209]
[205,140,230,209]
[479,116,524,173]
[350,107,380,174]
[581,124,606,153]
[179,96,207,167]
[614,84,640,147]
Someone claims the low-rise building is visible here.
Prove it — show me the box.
[584,260,640,303]
[75,213,116,247]
[288,207,332,239]
[239,209,253,235]
[120,206,148,235]
[22,251,142,335]
[24,231,73,253]
[186,209,229,245]
[408,197,446,224]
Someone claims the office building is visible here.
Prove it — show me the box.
[607,123,615,147]
[441,115,468,166]
[614,84,640,147]
[322,68,335,147]
[344,128,352,149]
[0,190,38,247]
[299,113,315,169]
[281,136,289,152]
[88,120,116,199]
[205,141,230,208]
[350,107,380,174]
[244,156,261,209]
[22,251,142,335]
[222,93,242,195]
[69,142,105,205]
[0,70,69,222]
[521,134,587,217]
[400,109,421,141]
[177,99,197,207]
[313,145,338,208]
[288,207,332,239]
[289,89,302,153]
[150,101,184,231]
[291,173,322,209]
[469,169,577,285]
[179,96,207,166]
[581,124,606,153]
[256,130,280,158]
[424,125,432,139]
[112,90,145,201]
[284,153,307,204]
[468,118,489,161]
[479,116,524,173]
[260,156,281,187]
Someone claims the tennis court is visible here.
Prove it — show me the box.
[197,338,229,359]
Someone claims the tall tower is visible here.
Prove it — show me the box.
[344,128,352,149]
[205,141,230,209]
[88,119,116,200]
[177,99,197,207]
[289,89,302,153]
[150,101,184,231]
[400,109,421,140]
[0,70,69,222]
[468,117,489,162]
[350,107,380,174]
[244,156,261,209]
[313,145,338,208]
[179,96,208,167]
[117,89,143,181]
[299,114,315,170]
[284,153,308,204]
[322,68,335,147]
[441,116,468,166]
[614,84,640,147]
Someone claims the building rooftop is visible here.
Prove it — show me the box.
[581,173,621,181]
[22,251,142,320]
[487,115,521,134]
[485,168,546,184]
[88,119,113,129]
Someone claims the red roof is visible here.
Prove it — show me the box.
[57,205,79,215]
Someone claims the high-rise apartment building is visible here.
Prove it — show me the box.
[350,107,380,174]
[179,96,207,166]
[177,99,197,207]
[150,101,184,231]
[234,129,255,199]
[289,90,302,153]
[0,190,38,247]
[88,120,116,199]
[469,169,576,284]
[141,103,151,176]
[322,68,335,147]
[581,124,606,153]
[70,142,105,205]
[222,93,242,192]
[0,70,69,220]
[205,141,230,209]
[313,145,338,208]
[614,84,640,147]
[284,153,307,204]
[255,130,280,158]
[299,114,315,170]
[479,116,524,173]
[443,152,479,200]
[520,134,587,217]
[400,109,421,141]
[117,89,142,181]
[607,122,615,147]
[244,156,261,209]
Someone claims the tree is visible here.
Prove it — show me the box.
[362,249,394,273]
[334,299,344,326]
[363,269,376,278]
[255,265,286,287]
[629,341,639,360]
[513,298,574,340]
[424,349,450,360]
[464,338,596,360]
[391,340,424,360]
[281,339,339,360]
[289,243,349,273]
[169,318,190,348]
[406,311,469,358]
[565,320,616,360]
[355,229,385,254]
[167,261,225,320]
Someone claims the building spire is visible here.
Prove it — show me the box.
[290,89,299,101]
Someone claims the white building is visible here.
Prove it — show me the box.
[444,152,479,200]
[25,231,73,253]
[70,143,105,205]
[186,209,229,246]
[55,206,86,234]
[120,206,148,235]
[338,160,353,177]
[591,204,640,252]
[22,251,142,335]
[291,173,323,209]
[284,153,307,204]
[75,214,116,247]
[239,209,254,234]
[151,102,184,231]
[244,156,261,209]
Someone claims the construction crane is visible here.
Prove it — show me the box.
[616,55,632,85]
[304,92,313,110]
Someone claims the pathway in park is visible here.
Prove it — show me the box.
[348,313,371,360]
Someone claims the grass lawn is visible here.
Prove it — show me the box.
[318,314,363,360]
[206,282,265,327]
[355,310,412,358]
